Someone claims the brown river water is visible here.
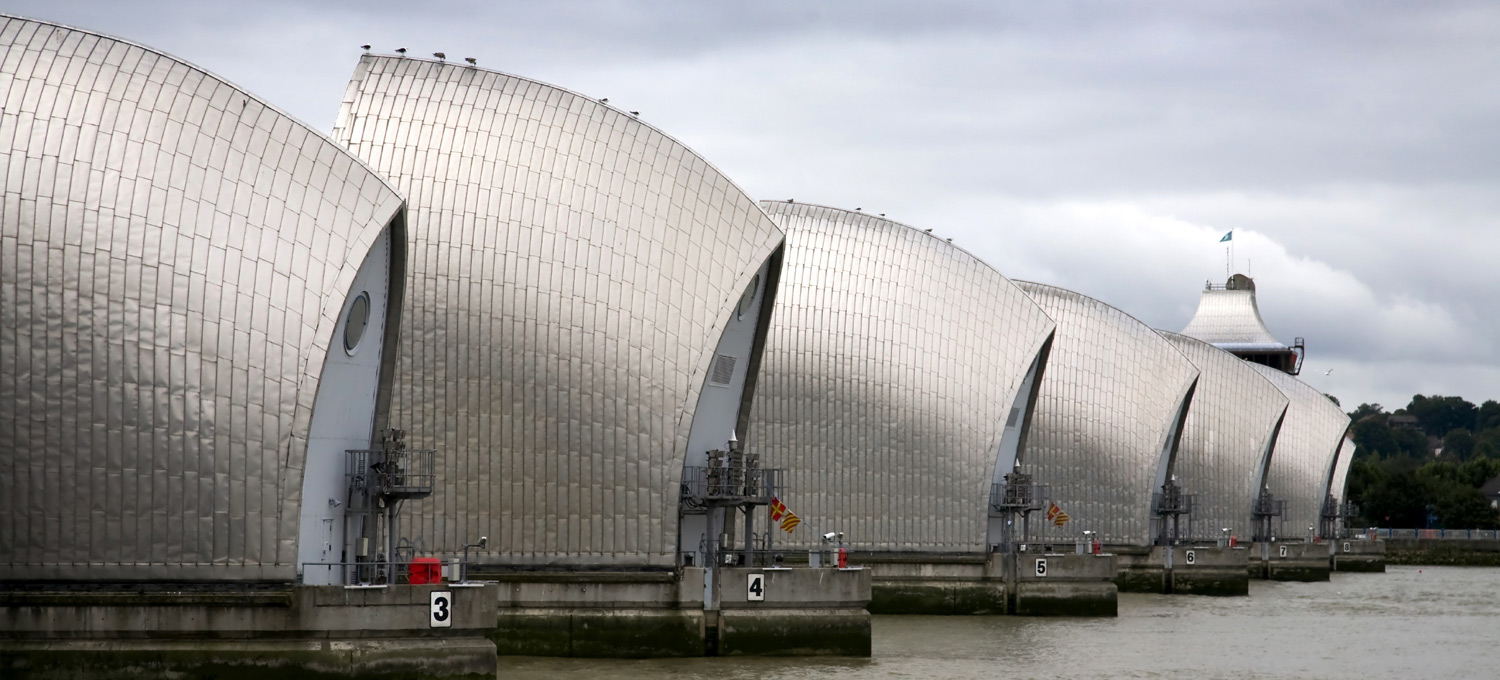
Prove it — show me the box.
[498,565,1499,679]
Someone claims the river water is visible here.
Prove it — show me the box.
[498,565,1499,679]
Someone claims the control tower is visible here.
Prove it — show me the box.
[1181,274,1304,375]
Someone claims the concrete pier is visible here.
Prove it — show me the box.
[1248,542,1331,581]
[0,584,500,679]
[487,567,871,657]
[1115,546,1249,596]
[864,552,1117,616]
[1331,537,1386,572]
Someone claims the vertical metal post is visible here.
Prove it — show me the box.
[704,506,722,612]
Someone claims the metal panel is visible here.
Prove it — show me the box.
[745,203,1055,554]
[1328,436,1355,505]
[1246,362,1350,539]
[0,17,405,581]
[333,56,784,567]
[1014,282,1200,547]
[1181,275,1287,352]
[1159,331,1288,539]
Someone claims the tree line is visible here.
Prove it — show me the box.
[1344,395,1500,529]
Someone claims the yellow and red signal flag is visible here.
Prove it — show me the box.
[769,497,801,533]
[1046,501,1070,527]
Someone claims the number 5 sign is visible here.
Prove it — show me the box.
[430,590,453,628]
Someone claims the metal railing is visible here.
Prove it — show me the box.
[348,448,436,500]
[680,466,783,506]
[1372,528,1500,540]
[301,558,478,586]
[990,475,1047,514]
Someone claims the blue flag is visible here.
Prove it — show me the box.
[1219,231,1232,242]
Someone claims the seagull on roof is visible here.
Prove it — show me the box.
[600,98,609,103]
[361,44,371,51]
[786,199,794,203]
[924,229,932,233]
[433,52,446,60]
[629,110,639,116]
[396,47,407,55]
[465,57,476,65]
[946,238,952,242]
[856,207,862,211]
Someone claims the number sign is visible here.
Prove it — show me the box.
[430,590,453,628]
[748,573,765,601]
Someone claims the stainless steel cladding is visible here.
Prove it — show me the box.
[1246,363,1350,539]
[1328,436,1356,505]
[1014,283,1199,547]
[745,202,1055,553]
[0,17,405,581]
[1158,332,1289,540]
[334,56,784,567]
[1181,274,1287,352]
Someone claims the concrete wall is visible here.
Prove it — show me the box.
[1006,553,1118,616]
[1,585,498,679]
[485,568,871,657]
[1248,542,1330,581]
[1382,538,1500,566]
[1115,546,1248,596]
[1332,538,1386,572]
[861,556,1002,615]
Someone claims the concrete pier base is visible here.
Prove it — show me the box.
[864,552,1116,616]
[0,584,500,679]
[1007,553,1118,616]
[1248,542,1331,581]
[1331,538,1386,572]
[1115,546,1249,596]
[486,567,871,657]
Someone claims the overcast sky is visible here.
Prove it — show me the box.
[12,0,1498,413]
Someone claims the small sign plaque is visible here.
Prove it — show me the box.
[430,590,453,628]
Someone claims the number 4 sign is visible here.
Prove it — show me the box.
[748,573,765,601]
[430,590,453,628]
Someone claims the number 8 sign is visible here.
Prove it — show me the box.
[430,590,453,628]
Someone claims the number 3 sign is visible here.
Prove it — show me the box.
[430,590,453,628]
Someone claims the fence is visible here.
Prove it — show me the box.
[1370,528,1500,540]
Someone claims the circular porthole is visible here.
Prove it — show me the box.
[344,292,370,354]
[736,275,760,320]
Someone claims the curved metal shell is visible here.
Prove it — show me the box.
[334,56,784,567]
[1158,331,1288,540]
[1015,282,1200,546]
[1328,436,1355,505]
[0,17,406,581]
[744,203,1055,553]
[1245,362,1350,538]
[1181,275,1287,352]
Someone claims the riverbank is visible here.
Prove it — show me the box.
[1383,538,1500,566]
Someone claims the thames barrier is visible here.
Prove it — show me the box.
[1,14,1390,678]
